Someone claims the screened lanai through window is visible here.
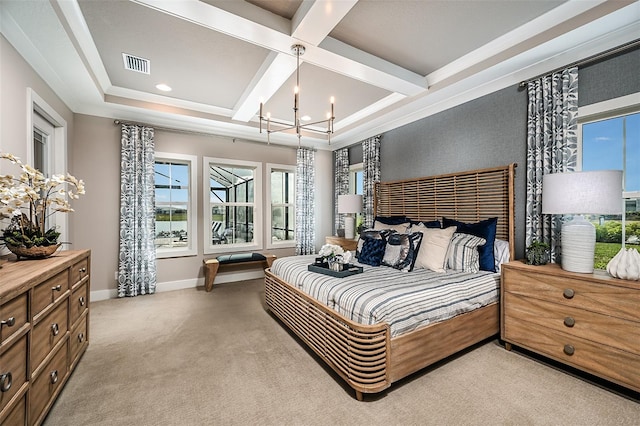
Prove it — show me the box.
[209,164,255,246]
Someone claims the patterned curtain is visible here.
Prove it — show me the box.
[296,147,315,255]
[118,124,157,297]
[334,148,350,233]
[525,67,578,262]
[362,135,381,229]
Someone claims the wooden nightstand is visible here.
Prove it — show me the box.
[325,236,358,251]
[501,260,640,393]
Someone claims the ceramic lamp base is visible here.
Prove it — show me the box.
[344,215,355,240]
[561,215,595,273]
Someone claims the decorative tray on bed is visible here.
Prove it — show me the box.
[308,261,363,278]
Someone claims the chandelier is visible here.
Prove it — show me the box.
[259,44,335,144]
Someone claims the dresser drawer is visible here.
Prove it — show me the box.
[0,334,27,414]
[0,294,27,345]
[504,292,640,355]
[31,302,68,373]
[0,392,26,426]
[71,257,89,287]
[69,315,88,365]
[505,318,640,392]
[30,341,68,424]
[502,268,640,322]
[70,282,88,327]
[32,270,69,318]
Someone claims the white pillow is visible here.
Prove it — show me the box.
[411,225,456,272]
[373,221,409,234]
[494,239,511,272]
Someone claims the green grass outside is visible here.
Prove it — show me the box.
[594,242,624,270]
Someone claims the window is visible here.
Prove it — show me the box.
[204,157,262,253]
[155,153,197,258]
[578,94,640,269]
[267,164,295,248]
[33,112,53,176]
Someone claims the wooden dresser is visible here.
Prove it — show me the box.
[501,260,639,393]
[0,249,90,425]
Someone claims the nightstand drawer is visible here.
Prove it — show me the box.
[503,267,640,322]
[504,292,640,355]
[506,319,640,392]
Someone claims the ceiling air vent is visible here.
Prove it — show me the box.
[122,53,150,74]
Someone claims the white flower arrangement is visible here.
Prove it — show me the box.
[318,243,344,261]
[0,153,85,248]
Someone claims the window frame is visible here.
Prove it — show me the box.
[155,152,198,259]
[577,92,640,252]
[266,163,296,249]
[203,156,262,255]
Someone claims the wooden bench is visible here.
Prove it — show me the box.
[203,252,276,292]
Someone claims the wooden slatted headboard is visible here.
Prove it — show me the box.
[374,163,517,258]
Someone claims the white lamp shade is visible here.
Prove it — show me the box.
[338,194,362,214]
[542,170,623,215]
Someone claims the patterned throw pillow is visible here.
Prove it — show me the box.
[446,233,487,273]
[356,229,393,259]
[381,232,423,272]
[358,237,387,267]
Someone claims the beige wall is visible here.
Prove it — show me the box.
[73,114,334,297]
[2,33,335,299]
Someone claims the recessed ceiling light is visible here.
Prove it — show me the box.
[156,83,172,92]
[301,115,311,122]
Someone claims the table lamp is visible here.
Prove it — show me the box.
[542,170,623,273]
[338,194,362,239]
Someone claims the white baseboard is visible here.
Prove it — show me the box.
[90,270,265,301]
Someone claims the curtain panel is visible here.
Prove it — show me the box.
[118,124,157,297]
[362,135,381,229]
[525,67,578,262]
[296,147,315,255]
[334,148,350,234]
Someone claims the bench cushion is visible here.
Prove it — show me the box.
[216,252,267,264]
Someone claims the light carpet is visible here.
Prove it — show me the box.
[44,279,639,425]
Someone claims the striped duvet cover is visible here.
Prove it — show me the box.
[270,255,500,338]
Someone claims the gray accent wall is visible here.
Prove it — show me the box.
[381,86,528,258]
[378,45,639,259]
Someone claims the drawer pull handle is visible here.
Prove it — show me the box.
[563,344,575,356]
[52,284,62,292]
[79,296,86,306]
[50,370,58,384]
[79,267,87,273]
[563,288,575,299]
[0,317,15,328]
[78,332,85,343]
[564,317,575,327]
[51,323,60,336]
[0,372,12,392]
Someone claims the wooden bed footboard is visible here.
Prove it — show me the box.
[265,270,391,399]
[265,269,499,400]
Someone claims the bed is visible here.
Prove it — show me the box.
[264,164,516,400]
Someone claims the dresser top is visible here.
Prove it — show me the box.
[0,249,90,300]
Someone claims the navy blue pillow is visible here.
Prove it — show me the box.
[374,215,409,225]
[358,237,386,267]
[442,217,497,272]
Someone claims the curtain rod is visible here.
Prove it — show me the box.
[518,38,640,88]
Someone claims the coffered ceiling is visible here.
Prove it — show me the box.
[1,1,638,150]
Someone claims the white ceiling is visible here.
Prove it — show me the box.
[1,0,639,150]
